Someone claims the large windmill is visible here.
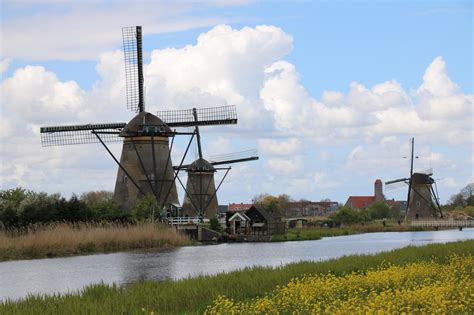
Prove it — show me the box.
[159,108,259,219]
[40,26,238,212]
[385,138,443,220]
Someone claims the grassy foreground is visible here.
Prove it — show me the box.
[0,222,191,261]
[1,240,472,314]
[206,255,472,314]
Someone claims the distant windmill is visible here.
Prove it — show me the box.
[40,26,238,212]
[160,108,259,218]
[385,138,443,220]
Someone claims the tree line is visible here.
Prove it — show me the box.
[252,193,337,217]
[329,201,402,224]
[443,183,474,217]
[0,188,159,228]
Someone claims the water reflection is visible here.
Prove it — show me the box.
[0,229,472,301]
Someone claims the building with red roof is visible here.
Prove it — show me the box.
[344,179,402,210]
[345,196,376,209]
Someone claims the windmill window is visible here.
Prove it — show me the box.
[123,175,128,184]
[149,174,156,187]
[416,201,421,207]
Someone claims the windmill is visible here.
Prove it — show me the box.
[159,107,259,219]
[39,26,237,212]
[385,138,443,220]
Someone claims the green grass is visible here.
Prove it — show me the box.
[271,227,352,241]
[1,239,472,314]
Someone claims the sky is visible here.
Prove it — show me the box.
[0,0,472,205]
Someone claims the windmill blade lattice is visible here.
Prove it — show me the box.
[40,123,126,146]
[157,105,237,127]
[122,26,144,113]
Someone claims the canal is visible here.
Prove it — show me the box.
[1,228,473,301]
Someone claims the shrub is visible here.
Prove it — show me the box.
[330,207,364,224]
[209,217,222,232]
[132,194,159,222]
[0,188,32,228]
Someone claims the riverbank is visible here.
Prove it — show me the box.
[1,239,472,314]
[0,222,192,261]
[0,221,450,261]
[271,222,423,241]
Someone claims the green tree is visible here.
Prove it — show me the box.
[132,195,158,222]
[367,201,391,219]
[358,208,373,222]
[58,195,93,222]
[330,207,364,224]
[80,191,114,206]
[91,200,127,221]
[253,193,291,217]
[0,188,31,227]
[209,217,222,232]
[80,191,127,221]
[18,192,61,224]
[449,193,466,208]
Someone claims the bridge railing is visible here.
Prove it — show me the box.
[167,217,210,226]
[410,220,474,227]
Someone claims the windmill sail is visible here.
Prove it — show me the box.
[385,177,409,185]
[40,26,248,216]
[40,123,126,146]
[384,180,406,191]
[174,150,259,170]
[39,26,184,212]
[157,105,237,127]
[210,149,259,165]
[122,26,144,113]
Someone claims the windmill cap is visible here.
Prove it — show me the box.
[412,173,434,184]
[120,112,171,137]
[187,158,216,172]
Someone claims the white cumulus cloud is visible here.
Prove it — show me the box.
[0,24,471,204]
[259,138,300,156]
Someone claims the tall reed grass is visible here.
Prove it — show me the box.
[0,222,191,261]
[1,240,472,314]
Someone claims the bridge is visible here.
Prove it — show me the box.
[166,217,220,242]
[410,220,473,230]
[166,217,210,226]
